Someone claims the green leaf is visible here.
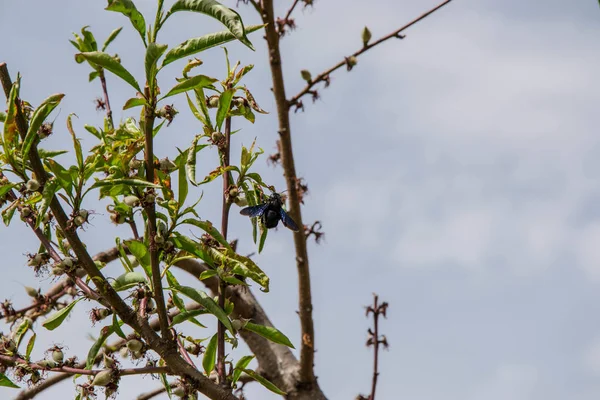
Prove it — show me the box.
[85,323,121,370]
[198,269,217,280]
[42,298,82,331]
[123,97,147,110]
[161,75,217,100]
[232,355,254,385]
[180,218,232,250]
[258,222,268,254]
[2,202,18,226]
[0,373,20,389]
[112,314,127,339]
[13,318,31,349]
[216,88,234,131]
[2,78,19,166]
[45,159,73,196]
[75,52,141,92]
[21,93,65,172]
[35,180,58,229]
[177,149,188,206]
[242,369,286,395]
[112,271,147,291]
[243,322,294,348]
[89,178,160,190]
[105,0,147,45]
[166,0,254,50]
[171,233,213,265]
[145,42,168,85]
[170,309,209,327]
[89,71,100,82]
[162,25,264,67]
[124,240,152,277]
[0,184,17,199]
[66,114,84,170]
[174,285,233,333]
[102,27,123,52]
[25,333,36,360]
[208,248,269,291]
[202,333,218,374]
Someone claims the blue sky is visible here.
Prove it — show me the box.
[1,0,600,399]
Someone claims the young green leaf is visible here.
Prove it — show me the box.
[25,333,36,360]
[42,298,82,331]
[111,271,147,291]
[124,240,152,277]
[123,97,147,110]
[243,322,294,348]
[85,322,122,370]
[208,248,269,291]
[174,285,234,333]
[162,24,264,67]
[177,149,189,206]
[102,27,124,52]
[216,88,234,131]
[241,369,286,395]
[166,0,254,50]
[21,93,65,172]
[160,75,217,100]
[202,333,218,374]
[35,180,58,229]
[171,233,213,265]
[170,309,209,327]
[13,318,31,349]
[105,0,147,45]
[231,355,254,385]
[145,42,168,85]
[45,159,73,197]
[89,178,160,190]
[75,52,141,92]
[198,269,218,281]
[0,373,20,389]
[66,113,84,170]
[112,315,127,339]
[180,218,232,250]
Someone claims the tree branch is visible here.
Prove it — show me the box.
[142,86,171,341]
[217,115,233,388]
[259,0,317,387]
[288,0,454,107]
[0,63,238,400]
[98,70,113,128]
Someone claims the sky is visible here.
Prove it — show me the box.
[1,0,600,399]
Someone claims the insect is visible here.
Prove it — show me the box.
[240,192,299,232]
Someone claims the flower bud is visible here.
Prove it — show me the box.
[103,354,115,368]
[26,179,40,192]
[78,209,89,220]
[52,349,64,363]
[37,359,56,368]
[127,338,143,353]
[173,386,186,397]
[52,266,64,275]
[131,350,143,359]
[21,206,32,218]
[91,369,113,386]
[159,158,177,173]
[123,195,140,207]
[119,346,129,358]
[207,95,219,108]
[74,215,86,226]
[62,257,74,268]
[232,319,243,331]
[129,158,143,170]
[211,131,224,142]
[25,286,39,298]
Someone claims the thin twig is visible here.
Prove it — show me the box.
[98,71,113,128]
[283,0,301,23]
[288,0,454,106]
[0,354,170,376]
[136,382,179,400]
[365,294,389,400]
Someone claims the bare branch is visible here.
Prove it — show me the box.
[258,0,318,387]
[288,0,454,107]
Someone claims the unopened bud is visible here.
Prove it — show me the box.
[173,386,186,397]
[127,338,143,353]
[62,257,74,268]
[37,359,56,368]
[103,354,115,368]
[26,179,40,192]
[25,286,39,298]
[21,206,33,218]
[129,158,143,170]
[211,131,224,142]
[123,195,140,207]
[207,95,219,108]
[91,369,113,386]
[119,346,129,358]
[74,215,86,226]
[52,349,64,363]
